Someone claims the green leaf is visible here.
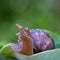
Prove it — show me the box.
[14,49,60,60]
[0,43,14,57]
[0,43,17,60]
[48,31,60,48]
[0,55,17,60]
[0,42,60,60]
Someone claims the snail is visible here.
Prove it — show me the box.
[10,24,55,56]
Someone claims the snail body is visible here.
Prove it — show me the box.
[10,24,55,55]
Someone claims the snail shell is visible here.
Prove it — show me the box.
[10,24,55,55]
[18,29,55,54]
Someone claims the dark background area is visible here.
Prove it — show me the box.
[0,0,60,46]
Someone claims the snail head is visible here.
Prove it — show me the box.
[16,24,32,41]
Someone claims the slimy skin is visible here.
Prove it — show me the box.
[16,24,33,55]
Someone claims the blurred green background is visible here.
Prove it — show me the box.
[0,0,60,46]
